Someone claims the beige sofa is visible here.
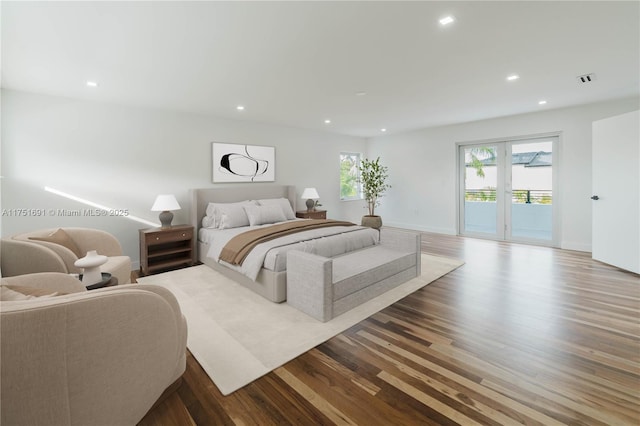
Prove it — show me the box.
[1,227,132,284]
[0,272,187,426]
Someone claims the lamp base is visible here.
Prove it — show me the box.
[305,198,315,211]
[159,210,174,228]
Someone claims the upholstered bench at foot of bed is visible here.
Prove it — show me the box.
[286,228,421,322]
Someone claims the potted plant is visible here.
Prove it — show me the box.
[357,157,391,229]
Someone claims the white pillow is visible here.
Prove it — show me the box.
[205,202,217,218]
[204,201,257,228]
[257,198,296,220]
[202,215,216,229]
[219,211,250,229]
[244,204,287,226]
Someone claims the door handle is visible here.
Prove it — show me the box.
[591,195,599,200]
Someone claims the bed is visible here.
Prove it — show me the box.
[190,185,380,302]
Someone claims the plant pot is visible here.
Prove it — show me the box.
[361,215,382,229]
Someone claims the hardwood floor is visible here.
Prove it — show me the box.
[138,232,640,425]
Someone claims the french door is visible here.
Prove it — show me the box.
[458,135,558,246]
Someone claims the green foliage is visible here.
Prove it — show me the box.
[357,157,391,216]
[469,156,486,178]
[340,154,359,199]
[512,190,528,203]
[538,194,552,205]
[467,146,496,178]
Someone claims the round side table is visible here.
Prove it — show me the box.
[83,273,119,290]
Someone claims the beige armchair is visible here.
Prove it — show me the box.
[1,227,132,284]
[0,272,187,426]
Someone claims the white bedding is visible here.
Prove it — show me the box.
[200,221,379,281]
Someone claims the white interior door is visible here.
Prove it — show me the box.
[592,110,640,273]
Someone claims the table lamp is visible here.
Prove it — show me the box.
[151,194,181,228]
[301,188,320,211]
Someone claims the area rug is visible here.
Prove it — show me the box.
[137,253,464,395]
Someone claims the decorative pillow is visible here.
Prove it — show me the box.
[205,201,257,229]
[205,202,218,218]
[244,204,287,226]
[29,228,83,258]
[202,215,216,229]
[0,285,61,301]
[257,198,296,220]
[219,211,250,230]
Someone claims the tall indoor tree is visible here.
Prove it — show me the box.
[358,157,391,228]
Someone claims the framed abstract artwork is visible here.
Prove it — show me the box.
[212,142,275,183]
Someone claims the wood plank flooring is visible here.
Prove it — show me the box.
[138,232,640,425]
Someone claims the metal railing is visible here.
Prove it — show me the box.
[465,189,552,204]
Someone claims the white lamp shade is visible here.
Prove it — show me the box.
[151,194,181,211]
[301,188,320,199]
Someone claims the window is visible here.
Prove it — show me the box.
[340,152,362,200]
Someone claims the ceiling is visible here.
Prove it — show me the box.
[2,1,639,138]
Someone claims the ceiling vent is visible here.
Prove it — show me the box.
[577,73,597,83]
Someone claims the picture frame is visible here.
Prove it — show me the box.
[212,142,275,183]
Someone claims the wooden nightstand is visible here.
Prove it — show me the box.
[296,210,327,219]
[139,224,195,276]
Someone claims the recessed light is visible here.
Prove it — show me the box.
[355,91,367,96]
[507,75,520,81]
[439,16,455,26]
[324,119,331,124]
[538,100,547,105]
[86,81,98,87]
[381,128,387,132]
[236,105,245,111]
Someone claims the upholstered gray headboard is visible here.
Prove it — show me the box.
[190,185,297,230]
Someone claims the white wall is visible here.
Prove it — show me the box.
[366,96,640,251]
[3,90,638,270]
[1,90,367,267]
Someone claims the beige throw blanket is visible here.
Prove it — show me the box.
[219,219,356,266]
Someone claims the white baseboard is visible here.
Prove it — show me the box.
[383,221,457,236]
[384,222,593,254]
[560,241,592,253]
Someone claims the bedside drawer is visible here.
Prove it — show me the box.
[296,210,327,219]
[147,229,193,245]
